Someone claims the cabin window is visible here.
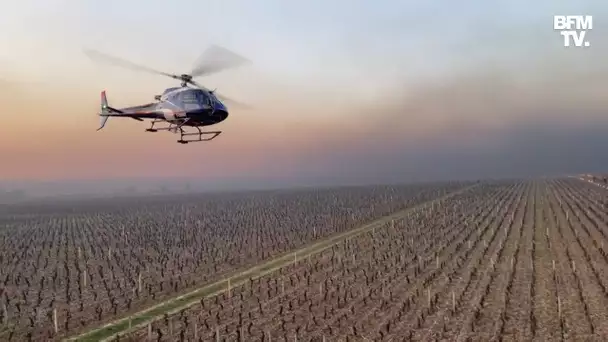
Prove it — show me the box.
[180,91,198,104]
[167,93,180,104]
[180,90,209,105]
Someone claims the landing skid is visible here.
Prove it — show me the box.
[145,119,222,144]
[177,128,222,144]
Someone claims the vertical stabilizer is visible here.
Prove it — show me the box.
[98,91,110,131]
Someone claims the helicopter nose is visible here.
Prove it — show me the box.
[187,108,208,116]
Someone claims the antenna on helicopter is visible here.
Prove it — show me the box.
[83,45,252,108]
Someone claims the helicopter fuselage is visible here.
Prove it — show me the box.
[151,86,229,127]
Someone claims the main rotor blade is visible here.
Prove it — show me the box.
[188,79,251,109]
[188,79,210,91]
[84,48,179,80]
[190,45,251,78]
[215,92,252,109]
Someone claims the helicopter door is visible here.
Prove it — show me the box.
[208,92,215,109]
[166,93,180,108]
[196,90,213,109]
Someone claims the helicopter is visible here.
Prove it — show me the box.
[84,45,251,144]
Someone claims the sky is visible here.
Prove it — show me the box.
[0,1,607,195]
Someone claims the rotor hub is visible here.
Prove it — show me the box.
[179,74,193,87]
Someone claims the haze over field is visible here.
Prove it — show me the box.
[0,1,607,196]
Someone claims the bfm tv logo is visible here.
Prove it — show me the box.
[553,15,592,47]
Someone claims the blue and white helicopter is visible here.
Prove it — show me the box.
[85,45,250,144]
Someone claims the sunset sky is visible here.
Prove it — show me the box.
[1,1,607,194]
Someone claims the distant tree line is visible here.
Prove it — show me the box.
[0,189,27,204]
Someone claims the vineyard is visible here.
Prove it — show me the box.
[0,182,465,341]
[3,178,608,341]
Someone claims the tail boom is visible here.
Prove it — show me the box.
[97,91,129,130]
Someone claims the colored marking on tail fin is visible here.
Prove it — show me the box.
[101,91,108,110]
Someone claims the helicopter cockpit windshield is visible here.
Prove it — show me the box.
[176,89,211,110]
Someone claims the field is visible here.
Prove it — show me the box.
[3,178,608,341]
[0,182,466,341]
